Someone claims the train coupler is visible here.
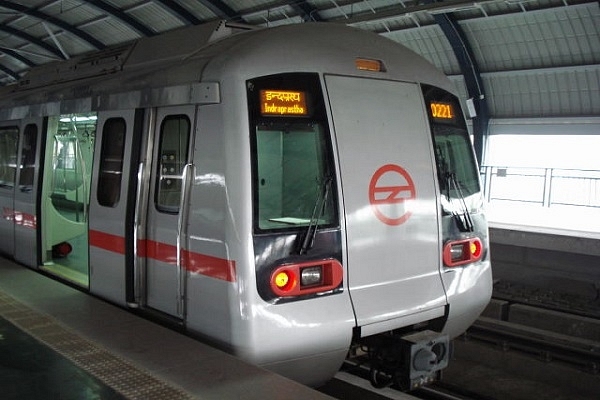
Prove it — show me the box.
[366,330,449,390]
[399,330,449,390]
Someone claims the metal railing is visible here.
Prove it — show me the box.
[480,166,600,208]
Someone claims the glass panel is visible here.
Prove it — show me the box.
[51,114,96,222]
[0,127,19,189]
[255,122,335,231]
[422,85,480,199]
[156,115,190,213]
[248,73,337,233]
[97,118,126,207]
[18,124,38,192]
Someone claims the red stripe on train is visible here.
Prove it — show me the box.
[90,230,236,282]
[89,229,126,254]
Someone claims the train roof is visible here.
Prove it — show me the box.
[0,21,454,120]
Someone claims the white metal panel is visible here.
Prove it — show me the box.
[325,75,447,331]
[144,105,195,318]
[14,118,44,268]
[88,109,140,305]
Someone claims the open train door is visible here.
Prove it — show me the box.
[39,113,96,287]
[88,110,144,305]
[141,105,195,319]
[325,76,448,335]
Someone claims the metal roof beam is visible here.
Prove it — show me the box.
[154,0,201,25]
[0,25,65,60]
[285,1,323,22]
[0,47,37,68]
[0,63,19,81]
[0,1,105,50]
[341,0,499,25]
[86,0,156,37]
[432,11,489,165]
[195,0,240,21]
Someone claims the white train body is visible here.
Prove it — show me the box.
[0,22,492,387]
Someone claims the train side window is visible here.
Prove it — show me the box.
[97,118,126,207]
[0,127,19,189]
[155,115,190,213]
[18,124,38,192]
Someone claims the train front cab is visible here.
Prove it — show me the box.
[243,69,492,388]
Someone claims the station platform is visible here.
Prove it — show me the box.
[0,257,333,400]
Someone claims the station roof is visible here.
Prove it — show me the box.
[0,0,598,119]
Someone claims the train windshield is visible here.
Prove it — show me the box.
[248,73,337,233]
[422,85,481,210]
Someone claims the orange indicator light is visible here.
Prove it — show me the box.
[355,58,385,72]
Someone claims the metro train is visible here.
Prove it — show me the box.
[0,21,492,388]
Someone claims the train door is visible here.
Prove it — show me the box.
[143,106,194,318]
[14,119,45,267]
[0,122,19,257]
[40,113,96,287]
[88,110,143,304]
[325,76,448,332]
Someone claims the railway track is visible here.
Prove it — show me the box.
[323,300,599,400]
[467,316,600,373]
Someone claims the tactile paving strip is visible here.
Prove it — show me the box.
[0,291,196,400]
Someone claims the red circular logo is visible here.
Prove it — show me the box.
[368,164,416,226]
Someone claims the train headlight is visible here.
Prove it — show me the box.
[443,237,483,267]
[300,266,323,287]
[269,259,343,297]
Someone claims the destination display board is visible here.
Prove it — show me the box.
[260,90,308,116]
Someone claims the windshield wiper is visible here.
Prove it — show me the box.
[297,176,333,255]
[446,172,474,232]
[435,145,473,232]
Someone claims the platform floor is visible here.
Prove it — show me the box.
[0,257,333,400]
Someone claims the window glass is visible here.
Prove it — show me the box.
[156,115,190,213]
[0,127,19,189]
[18,124,38,191]
[97,118,126,207]
[422,85,481,199]
[51,113,96,221]
[248,73,337,232]
[255,122,335,230]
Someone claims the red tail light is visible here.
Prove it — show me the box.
[443,237,483,267]
[270,259,343,297]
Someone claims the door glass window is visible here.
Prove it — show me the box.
[97,118,126,207]
[156,115,190,213]
[0,127,19,189]
[18,124,38,192]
